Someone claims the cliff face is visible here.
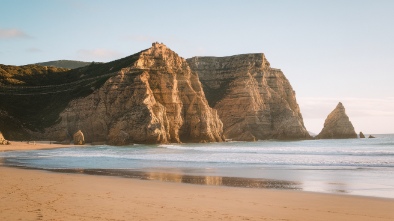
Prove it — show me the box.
[187,54,310,141]
[316,102,357,139]
[38,43,223,145]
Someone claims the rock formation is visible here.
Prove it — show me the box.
[73,130,85,145]
[187,54,310,141]
[38,43,223,145]
[368,135,376,138]
[1,43,313,144]
[359,131,365,138]
[0,131,10,145]
[316,102,357,139]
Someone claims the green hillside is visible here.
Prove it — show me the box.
[34,60,92,69]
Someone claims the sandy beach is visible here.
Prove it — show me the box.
[1,144,394,221]
[0,141,81,152]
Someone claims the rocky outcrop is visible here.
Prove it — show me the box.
[359,132,365,138]
[73,130,85,145]
[0,131,10,145]
[368,135,376,138]
[316,102,357,139]
[38,43,223,145]
[187,54,310,141]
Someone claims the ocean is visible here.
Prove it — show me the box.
[2,134,394,199]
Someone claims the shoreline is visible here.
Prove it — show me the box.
[2,141,394,199]
[1,166,394,221]
[0,141,87,152]
[1,143,394,220]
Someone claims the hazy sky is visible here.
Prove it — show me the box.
[1,0,393,134]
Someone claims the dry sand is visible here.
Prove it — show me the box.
[1,144,394,221]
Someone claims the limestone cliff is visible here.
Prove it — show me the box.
[37,43,223,144]
[187,54,310,141]
[316,102,357,139]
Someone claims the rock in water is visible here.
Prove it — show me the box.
[359,131,365,138]
[73,130,85,145]
[368,135,376,138]
[187,54,310,141]
[316,102,357,139]
[40,43,223,145]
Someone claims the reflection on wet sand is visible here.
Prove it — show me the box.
[49,168,302,190]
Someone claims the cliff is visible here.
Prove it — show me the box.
[1,43,311,144]
[187,54,310,141]
[0,61,123,139]
[35,43,223,144]
[316,102,357,139]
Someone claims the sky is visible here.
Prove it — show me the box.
[1,0,393,134]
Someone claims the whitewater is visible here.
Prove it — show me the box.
[2,134,394,198]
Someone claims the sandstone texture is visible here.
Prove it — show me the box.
[187,54,310,141]
[38,43,223,145]
[316,102,357,139]
[73,130,85,145]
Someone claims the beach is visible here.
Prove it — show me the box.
[0,141,80,152]
[1,143,394,221]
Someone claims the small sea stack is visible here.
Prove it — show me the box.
[368,135,376,139]
[73,130,85,145]
[359,132,365,138]
[0,131,10,145]
[316,102,357,139]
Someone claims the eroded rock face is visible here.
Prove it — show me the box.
[316,102,357,139]
[187,54,310,141]
[37,43,223,145]
[73,130,85,145]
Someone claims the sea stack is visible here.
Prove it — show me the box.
[0,131,10,145]
[359,132,365,138]
[316,102,357,139]
[73,130,85,145]
[187,54,310,141]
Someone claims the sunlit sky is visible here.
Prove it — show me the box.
[1,0,393,134]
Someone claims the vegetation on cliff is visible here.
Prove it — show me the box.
[0,52,144,139]
[34,60,92,69]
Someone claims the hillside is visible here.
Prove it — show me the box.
[34,60,92,69]
[0,53,143,140]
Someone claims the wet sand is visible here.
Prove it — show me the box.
[1,143,394,220]
[0,141,79,152]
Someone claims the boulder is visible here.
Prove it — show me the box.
[359,132,365,138]
[0,131,10,145]
[73,130,85,145]
[316,102,357,139]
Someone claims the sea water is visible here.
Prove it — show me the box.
[2,134,394,198]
